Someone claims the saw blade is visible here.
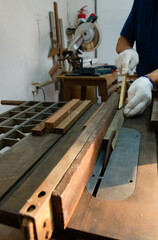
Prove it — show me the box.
[81,23,101,52]
[73,22,101,52]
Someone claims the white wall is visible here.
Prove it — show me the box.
[97,0,134,64]
[0,0,133,114]
[0,0,68,113]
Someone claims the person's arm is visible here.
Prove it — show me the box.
[116,36,134,54]
[115,36,138,76]
[146,69,158,85]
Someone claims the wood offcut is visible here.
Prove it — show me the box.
[32,99,90,135]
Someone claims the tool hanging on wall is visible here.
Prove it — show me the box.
[48,2,64,58]
[48,2,65,90]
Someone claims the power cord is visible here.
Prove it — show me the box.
[37,87,46,101]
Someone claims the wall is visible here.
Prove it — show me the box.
[97,0,134,64]
[0,0,133,114]
[0,0,68,113]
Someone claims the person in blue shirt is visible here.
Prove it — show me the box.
[115,0,158,117]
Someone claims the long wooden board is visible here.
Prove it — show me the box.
[52,93,119,229]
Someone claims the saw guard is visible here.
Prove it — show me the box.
[70,22,102,53]
[80,23,102,52]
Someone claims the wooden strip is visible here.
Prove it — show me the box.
[52,93,119,229]
[19,93,119,234]
[83,102,105,128]
[31,120,47,136]
[1,100,26,105]
[54,100,92,133]
[54,2,60,44]
[45,99,80,129]
[118,75,126,109]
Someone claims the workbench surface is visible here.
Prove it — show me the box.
[0,98,158,240]
[66,108,158,240]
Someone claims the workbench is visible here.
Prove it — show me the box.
[0,94,158,240]
[58,72,118,102]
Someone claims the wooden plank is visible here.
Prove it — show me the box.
[68,107,158,240]
[54,100,92,133]
[45,99,80,129]
[51,93,119,229]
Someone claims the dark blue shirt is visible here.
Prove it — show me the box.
[120,0,158,76]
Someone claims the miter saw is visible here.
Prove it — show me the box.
[63,13,116,76]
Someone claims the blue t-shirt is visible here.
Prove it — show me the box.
[121,0,158,76]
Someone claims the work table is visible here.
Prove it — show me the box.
[0,94,158,240]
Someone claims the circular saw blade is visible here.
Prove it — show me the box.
[81,23,101,52]
[74,22,102,52]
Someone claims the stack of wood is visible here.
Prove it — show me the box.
[31,99,92,135]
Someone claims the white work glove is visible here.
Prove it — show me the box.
[124,76,153,118]
[115,49,139,75]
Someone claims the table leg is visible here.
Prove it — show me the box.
[98,83,108,102]
[62,82,71,101]
[81,86,87,100]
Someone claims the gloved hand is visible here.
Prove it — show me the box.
[124,76,153,118]
[115,49,139,75]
